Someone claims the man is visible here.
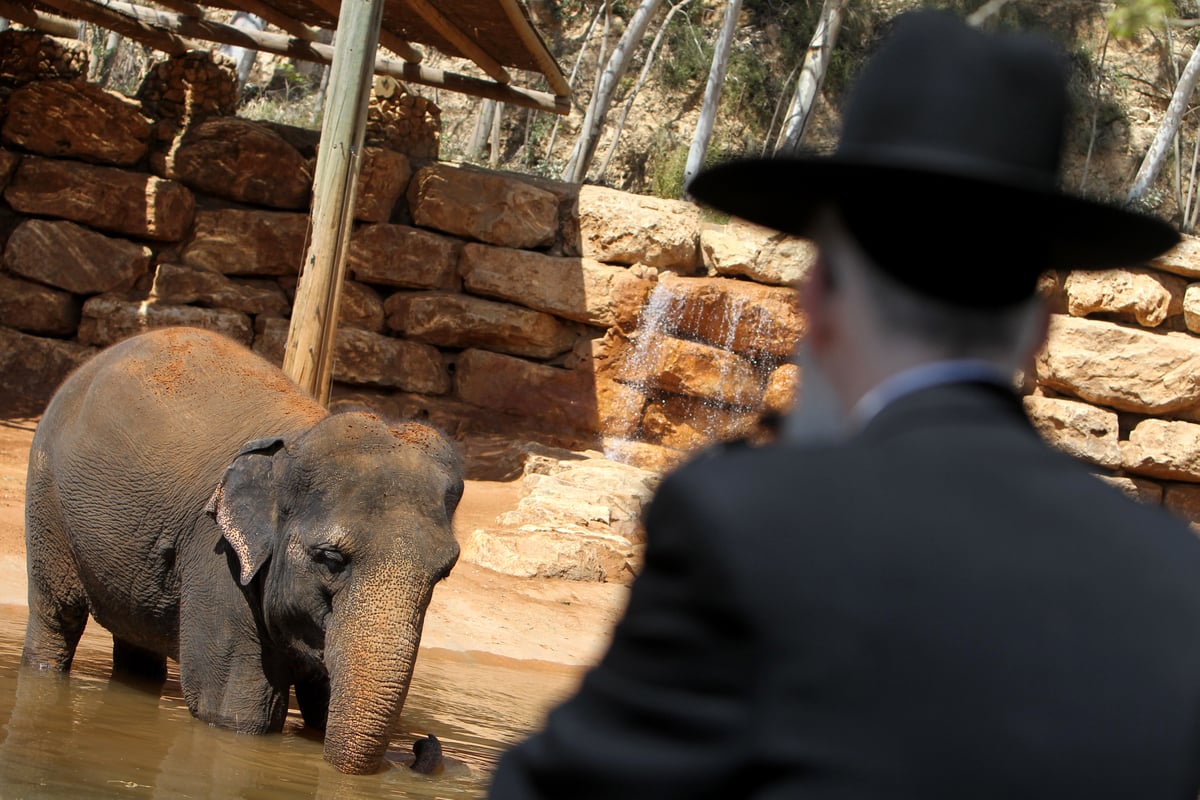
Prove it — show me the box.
[489,11,1200,799]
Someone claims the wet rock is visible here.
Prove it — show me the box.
[0,273,80,336]
[1063,268,1185,327]
[385,291,579,360]
[5,219,152,295]
[154,117,312,209]
[652,273,802,360]
[78,294,253,347]
[763,362,799,415]
[573,184,700,272]
[459,243,652,328]
[1023,395,1121,469]
[3,80,152,166]
[640,394,757,452]
[622,332,763,407]
[5,156,195,242]
[347,223,461,290]
[408,163,558,249]
[1036,315,1200,415]
[181,208,308,276]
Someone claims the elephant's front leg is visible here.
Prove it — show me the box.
[295,675,330,730]
[178,593,290,734]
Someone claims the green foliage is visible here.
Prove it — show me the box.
[656,5,709,90]
[646,129,721,199]
[1108,0,1173,38]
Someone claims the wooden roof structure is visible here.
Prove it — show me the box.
[0,0,570,113]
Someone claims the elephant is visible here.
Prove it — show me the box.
[20,326,463,775]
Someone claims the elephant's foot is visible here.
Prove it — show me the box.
[111,638,168,686]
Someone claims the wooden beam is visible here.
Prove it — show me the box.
[16,0,567,114]
[0,1,79,37]
[229,0,322,41]
[283,0,385,403]
[399,0,510,84]
[496,0,569,98]
[306,0,420,62]
[35,0,190,54]
[150,0,204,18]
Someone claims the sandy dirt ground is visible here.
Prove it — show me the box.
[0,417,629,668]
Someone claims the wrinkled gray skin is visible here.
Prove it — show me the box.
[21,327,462,774]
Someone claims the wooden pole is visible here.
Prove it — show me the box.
[282,0,385,404]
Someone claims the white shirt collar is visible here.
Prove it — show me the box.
[851,359,1015,429]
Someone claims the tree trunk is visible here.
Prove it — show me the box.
[219,12,265,88]
[773,0,847,156]
[467,98,497,160]
[683,0,740,194]
[563,0,664,183]
[489,100,504,167]
[544,2,605,164]
[1127,40,1200,207]
[596,0,692,182]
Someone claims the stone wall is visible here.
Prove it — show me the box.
[8,33,1200,547]
[0,37,803,477]
[1032,242,1200,532]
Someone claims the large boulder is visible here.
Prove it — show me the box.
[1063,267,1185,327]
[346,223,461,289]
[3,80,152,166]
[0,326,95,415]
[459,243,652,328]
[5,219,151,295]
[150,262,290,317]
[1036,315,1200,414]
[700,219,817,286]
[181,208,308,276]
[5,157,195,241]
[385,291,580,360]
[154,117,312,209]
[0,274,80,335]
[570,184,700,273]
[78,294,253,347]
[407,163,558,249]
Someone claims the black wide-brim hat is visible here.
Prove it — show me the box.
[687,10,1181,307]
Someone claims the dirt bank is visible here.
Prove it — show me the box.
[0,417,628,667]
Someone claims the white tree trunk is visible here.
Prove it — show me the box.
[563,0,664,183]
[682,0,741,194]
[596,0,693,182]
[774,0,847,156]
[467,99,497,159]
[1127,39,1200,207]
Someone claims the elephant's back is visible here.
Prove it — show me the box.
[30,328,325,647]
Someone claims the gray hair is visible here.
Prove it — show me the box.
[814,210,1046,373]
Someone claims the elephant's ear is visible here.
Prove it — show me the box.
[205,436,287,586]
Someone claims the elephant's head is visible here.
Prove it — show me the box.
[206,411,462,774]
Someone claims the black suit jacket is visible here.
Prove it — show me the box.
[489,382,1200,799]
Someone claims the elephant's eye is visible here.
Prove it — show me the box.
[312,546,348,574]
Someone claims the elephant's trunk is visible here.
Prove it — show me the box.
[322,571,432,774]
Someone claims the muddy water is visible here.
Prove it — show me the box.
[0,605,581,799]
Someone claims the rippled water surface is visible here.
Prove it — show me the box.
[0,606,582,799]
